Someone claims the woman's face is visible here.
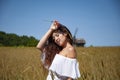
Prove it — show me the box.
[52,32,67,47]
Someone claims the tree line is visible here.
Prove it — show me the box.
[0,31,39,47]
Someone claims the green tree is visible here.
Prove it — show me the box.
[0,31,38,47]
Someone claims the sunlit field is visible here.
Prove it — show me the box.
[0,47,120,80]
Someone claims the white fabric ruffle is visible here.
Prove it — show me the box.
[49,54,80,79]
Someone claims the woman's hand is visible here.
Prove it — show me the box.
[50,20,60,31]
[67,77,73,80]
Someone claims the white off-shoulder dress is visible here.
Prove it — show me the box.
[46,54,81,80]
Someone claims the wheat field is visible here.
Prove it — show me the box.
[0,47,120,80]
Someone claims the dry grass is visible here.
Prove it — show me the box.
[0,47,47,80]
[76,47,120,80]
[0,47,120,80]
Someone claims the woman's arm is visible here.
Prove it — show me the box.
[36,21,59,51]
[36,29,53,51]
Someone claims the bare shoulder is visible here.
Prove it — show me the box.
[67,46,77,58]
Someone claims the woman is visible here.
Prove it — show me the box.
[36,21,80,80]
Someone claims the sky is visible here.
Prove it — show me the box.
[0,0,120,47]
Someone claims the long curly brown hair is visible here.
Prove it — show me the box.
[42,23,73,69]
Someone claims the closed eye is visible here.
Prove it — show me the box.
[56,34,59,37]
[52,33,59,41]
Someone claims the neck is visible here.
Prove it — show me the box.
[63,42,72,49]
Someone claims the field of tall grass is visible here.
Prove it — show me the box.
[0,47,120,80]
